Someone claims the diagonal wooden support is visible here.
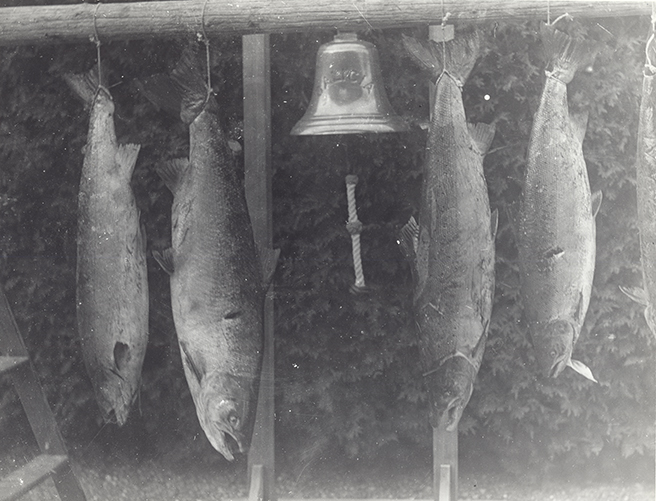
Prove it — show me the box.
[0,284,86,501]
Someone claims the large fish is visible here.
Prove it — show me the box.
[141,47,276,461]
[65,69,148,426]
[518,23,600,381]
[401,31,498,431]
[620,30,656,338]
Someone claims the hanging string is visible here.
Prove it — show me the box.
[547,0,550,26]
[647,1,656,72]
[199,0,212,96]
[92,2,102,88]
[440,0,447,76]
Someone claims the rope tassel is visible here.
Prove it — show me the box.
[345,175,366,293]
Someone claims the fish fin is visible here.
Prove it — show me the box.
[619,285,649,307]
[113,341,130,372]
[402,35,443,81]
[259,247,280,289]
[399,216,419,282]
[591,190,603,218]
[541,22,595,84]
[153,248,174,275]
[567,359,597,383]
[180,341,204,384]
[490,209,499,240]
[64,67,107,106]
[170,44,212,124]
[156,158,189,194]
[115,143,141,179]
[138,221,147,254]
[570,110,589,145]
[468,122,496,155]
[403,29,480,83]
[505,203,519,242]
[136,73,183,117]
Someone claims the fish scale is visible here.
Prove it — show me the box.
[141,46,275,461]
[402,31,497,431]
[65,70,149,427]
[518,22,599,382]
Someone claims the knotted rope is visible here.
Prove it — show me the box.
[345,175,366,292]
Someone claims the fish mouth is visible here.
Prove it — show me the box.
[206,425,245,462]
[444,398,463,432]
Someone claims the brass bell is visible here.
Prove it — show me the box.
[291,32,409,135]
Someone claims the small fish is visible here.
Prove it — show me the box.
[141,46,277,461]
[620,27,656,339]
[402,30,497,431]
[65,69,148,426]
[518,22,600,382]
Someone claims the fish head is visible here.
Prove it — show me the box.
[530,319,575,378]
[197,371,255,461]
[425,355,475,431]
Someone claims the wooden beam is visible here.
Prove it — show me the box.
[0,1,650,46]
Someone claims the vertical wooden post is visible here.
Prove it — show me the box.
[428,23,458,501]
[433,424,458,501]
[243,34,275,501]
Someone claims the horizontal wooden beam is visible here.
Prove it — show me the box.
[0,0,650,46]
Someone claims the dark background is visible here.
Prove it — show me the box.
[0,6,653,486]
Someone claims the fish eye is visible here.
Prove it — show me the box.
[550,349,557,358]
[229,415,240,428]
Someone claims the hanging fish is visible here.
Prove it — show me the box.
[518,21,600,382]
[139,46,277,461]
[65,69,148,426]
[401,30,498,431]
[620,27,656,339]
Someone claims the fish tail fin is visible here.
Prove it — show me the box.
[136,74,183,118]
[541,23,595,84]
[114,143,141,179]
[403,30,480,83]
[468,122,496,155]
[170,44,213,124]
[64,67,107,105]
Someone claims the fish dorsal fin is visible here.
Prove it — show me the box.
[490,209,499,240]
[591,190,603,218]
[180,341,204,384]
[153,248,174,275]
[156,158,189,194]
[570,110,589,145]
[619,285,649,307]
[468,122,496,156]
[115,143,141,179]
[567,359,597,383]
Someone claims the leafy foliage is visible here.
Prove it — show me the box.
[0,15,652,481]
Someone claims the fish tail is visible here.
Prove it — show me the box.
[170,44,213,124]
[64,67,107,105]
[541,23,595,84]
[403,29,479,83]
[138,44,210,124]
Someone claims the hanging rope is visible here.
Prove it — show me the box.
[345,174,366,293]
[198,0,212,96]
[92,2,102,88]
